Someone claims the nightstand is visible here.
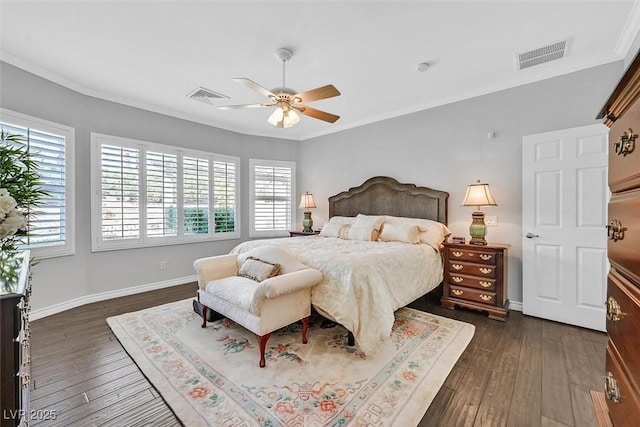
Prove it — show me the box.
[289,231,320,237]
[440,242,509,321]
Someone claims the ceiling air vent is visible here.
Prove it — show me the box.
[187,87,228,105]
[517,40,567,70]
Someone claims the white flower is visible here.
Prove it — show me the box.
[0,189,27,239]
[0,209,27,239]
[0,188,18,219]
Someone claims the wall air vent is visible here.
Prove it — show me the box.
[187,87,229,105]
[517,40,567,70]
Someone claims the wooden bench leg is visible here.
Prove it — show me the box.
[301,317,309,344]
[201,305,208,328]
[258,333,272,368]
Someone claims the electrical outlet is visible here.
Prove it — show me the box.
[159,260,167,270]
[485,216,498,227]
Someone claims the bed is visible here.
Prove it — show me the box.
[231,176,449,354]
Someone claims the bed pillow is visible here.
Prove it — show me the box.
[328,216,356,226]
[237,257,281,282]
[319,222,344,238]
[383,216,451,249]
[419,223,452,250]
[352,214,385,231]
[339,225,379,241]
[379,222,421,244]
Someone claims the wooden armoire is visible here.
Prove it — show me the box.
[598,52,640,426]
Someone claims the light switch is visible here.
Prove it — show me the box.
[485,216,498,226]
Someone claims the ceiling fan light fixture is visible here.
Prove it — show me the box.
[267,107,300,128]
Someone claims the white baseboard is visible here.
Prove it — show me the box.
[30,275,197,321]
[509,300,523,312]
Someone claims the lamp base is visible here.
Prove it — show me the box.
[302,211,314,233]
[469,211,488,245]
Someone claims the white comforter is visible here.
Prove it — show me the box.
[230,236,443,353]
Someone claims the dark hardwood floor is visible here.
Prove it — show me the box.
[29,284,607,426]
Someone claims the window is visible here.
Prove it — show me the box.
[0,108,75,258]
[91,133,239,251]
[250,159,295,237]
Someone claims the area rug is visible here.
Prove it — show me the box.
[107,299,474,427]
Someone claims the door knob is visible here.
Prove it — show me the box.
[525,232,539,238]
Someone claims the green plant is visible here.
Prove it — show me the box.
[0,130,48,253]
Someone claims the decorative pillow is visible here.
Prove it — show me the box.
[419,224,452,250]
[340,225,379,241]
[352,214,385,231]
[328,216,356,226]
[319,222,344,238]
[379,222,421,244]
[237,257,281,282]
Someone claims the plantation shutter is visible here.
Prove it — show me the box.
[183,156,209,235]
[146,151,178,237]
[100,144,141,241]
[0,123,67,248]
[253,163,292,232]
[213,159,237,234]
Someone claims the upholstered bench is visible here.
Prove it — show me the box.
[193,246,322,367]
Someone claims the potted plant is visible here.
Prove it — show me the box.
[0,129,48,254]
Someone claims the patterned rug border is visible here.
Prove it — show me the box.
[107,299,475,427]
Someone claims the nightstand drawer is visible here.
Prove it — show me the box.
[447,248,498,265]
[448,261,496,278]
[447,273,496,291]
[449,285,497,306]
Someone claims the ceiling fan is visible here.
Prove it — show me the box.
[219,48,341,128]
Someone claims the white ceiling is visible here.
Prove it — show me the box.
[1,0,639,141]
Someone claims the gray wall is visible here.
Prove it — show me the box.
[1,59,625,313]
[0,61,299,313]
[297,61,623,305]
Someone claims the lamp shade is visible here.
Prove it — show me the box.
[461,181,497,208]
[299,192,317,209]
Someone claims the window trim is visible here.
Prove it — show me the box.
[90,133,240,252]
[0,108,75,259]
[249,158,296,238]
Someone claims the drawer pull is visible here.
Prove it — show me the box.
[452,251,464,257]
[452,289,464,296]
[20,372,30,388]
[606,220,625,242]
[604,372,620,403]
[479,294,492,302]
[613,128,636,157]
[452,264,463,271]
[479,281,492,288]
[479,267,492,275]
[452,276,464,283]
[606,297,625,322]
[479,254,492,261]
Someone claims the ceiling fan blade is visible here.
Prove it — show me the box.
[218,103,274,110]
[296,105,340,123]
[232,78,275,98]
[294,84,341,103]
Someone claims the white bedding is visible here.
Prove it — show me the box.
[230,236,443,353]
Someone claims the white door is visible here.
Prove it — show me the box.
[522,123,608,331]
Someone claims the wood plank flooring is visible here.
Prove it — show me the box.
[28,284,608,426]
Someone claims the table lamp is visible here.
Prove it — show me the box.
[299,192,317,233]
[461,180,497,245]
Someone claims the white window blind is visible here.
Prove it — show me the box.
[1,109,75,259]
[213,159,237,234]
[91,133,239,251]
[183,156,209,235]
[250,159,295,237]
[100,144,141,241]
[146,151,178,237]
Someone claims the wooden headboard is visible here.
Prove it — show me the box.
[328,176,449,224]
